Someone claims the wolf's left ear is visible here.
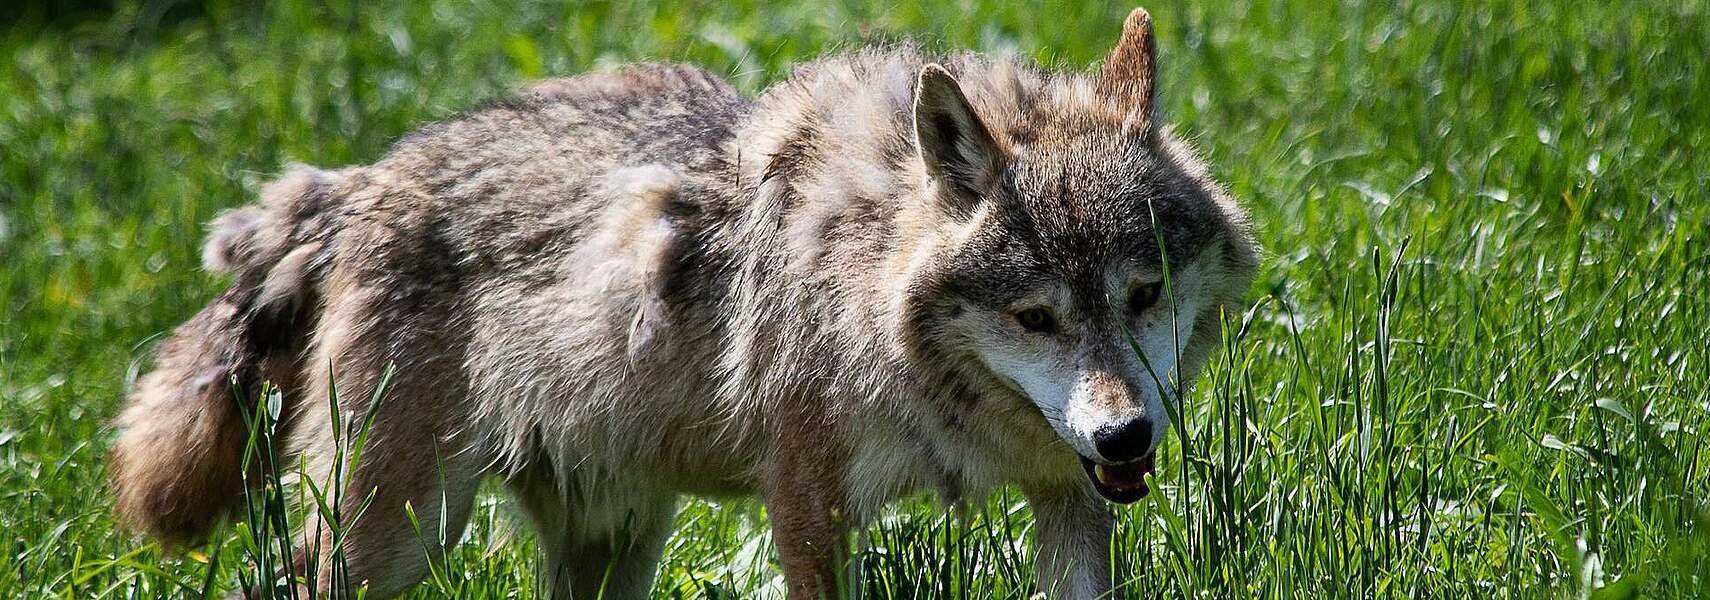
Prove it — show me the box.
[914,64,1004,215]
[1097,7,1159,132]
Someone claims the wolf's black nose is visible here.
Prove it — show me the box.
[1094,418,1154,462]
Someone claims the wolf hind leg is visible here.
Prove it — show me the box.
[280,293,488,600]
[509,467,678,600]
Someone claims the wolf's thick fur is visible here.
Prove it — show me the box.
[112,9,1256,599]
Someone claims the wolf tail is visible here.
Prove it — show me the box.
[110,166,341,546]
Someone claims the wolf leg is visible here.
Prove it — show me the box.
[281,291,487,599]
[1021,483,1115,600]
[760,440,852,600]
[509,468,678,600]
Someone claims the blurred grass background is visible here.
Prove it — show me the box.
[2,0,1708,597]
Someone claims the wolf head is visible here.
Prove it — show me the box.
[902,9,1257,503]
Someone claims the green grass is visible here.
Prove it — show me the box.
[3,0,1708,597]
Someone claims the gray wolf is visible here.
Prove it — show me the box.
[110,7,1257,599]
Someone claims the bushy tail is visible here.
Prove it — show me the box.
[110,165,341,546]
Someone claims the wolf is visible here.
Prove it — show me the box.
[109,7,1256,599]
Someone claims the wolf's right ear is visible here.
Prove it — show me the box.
[914,64,1004,216]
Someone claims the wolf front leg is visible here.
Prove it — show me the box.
[761,427,854,600]
[1022,483,1116,600]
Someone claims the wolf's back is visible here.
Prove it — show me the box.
[110,166,340,545]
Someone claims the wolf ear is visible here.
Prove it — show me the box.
[1097,7,1159,131]
[914,64,1003,215]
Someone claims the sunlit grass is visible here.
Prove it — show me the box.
[1,0,1706,598]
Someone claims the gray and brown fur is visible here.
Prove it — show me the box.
[111,8,1257,599]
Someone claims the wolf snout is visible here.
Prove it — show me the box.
[1093,417,1154,463]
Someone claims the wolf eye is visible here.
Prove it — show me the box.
[1128,282,1163,313]
[1013,307,1058,333]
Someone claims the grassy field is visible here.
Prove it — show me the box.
[3,0,1708,598]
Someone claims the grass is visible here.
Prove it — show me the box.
[2,0,1707,597]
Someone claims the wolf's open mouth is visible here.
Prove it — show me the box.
[1079,454,1155,504]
